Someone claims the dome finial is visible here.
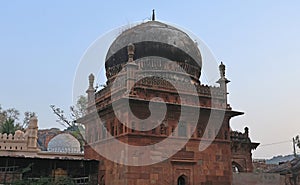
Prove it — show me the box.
[152,9,155,21]
[88,73,95,89]
[127,43,135,62]
[219,61,226,78]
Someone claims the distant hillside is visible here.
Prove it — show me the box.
[266,154,295,164]
[37,128,62,151]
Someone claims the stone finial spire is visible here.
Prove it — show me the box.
[86,73,95,104]
[127,43,135,62]
[216,62,230,109]
[152,9,155,21]
[217,62,230,83]
[89,73,95,89]
[244,127,249,137]
[219,62,226,78]
[125,43,138,95]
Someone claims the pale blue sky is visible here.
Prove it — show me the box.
[1,1,300,159]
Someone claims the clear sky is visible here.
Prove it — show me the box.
[1,1,300,159]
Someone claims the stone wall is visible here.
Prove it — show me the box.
[231,128,259,172]
[232,173,284,185]
[85,136,233,185]
[0,117,38,153]
[0,132,28,151]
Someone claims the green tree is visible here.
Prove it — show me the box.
[54,176,75,185]
[70,95,87,120]
[0,104,36,134]
[0,106,21,134]
[50,95,87,151]
[13,177,52,185]
[50,95,87,128]
[0,118,20,134]
[0,106,20,124]
[0,105,5,124]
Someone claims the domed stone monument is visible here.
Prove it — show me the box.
[81,19,244,185]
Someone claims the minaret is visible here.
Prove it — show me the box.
[216,62,230,109]
[86,73,95,104]
[27,116,38,150]
[125,43,138,95]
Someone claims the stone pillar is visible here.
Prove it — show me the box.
[216,62,230,109]
[86,73,95,113]
[27,117,38,150]
[125,43,138,94]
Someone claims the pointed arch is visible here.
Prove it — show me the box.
[232,161,244,172]
[177,175,187,185]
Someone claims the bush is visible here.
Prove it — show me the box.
[54,176,75,185]
[13,176,75,185]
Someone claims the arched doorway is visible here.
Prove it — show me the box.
[177,175,186,185]
[232,161,244,173]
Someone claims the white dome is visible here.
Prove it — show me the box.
[47,133,81,153]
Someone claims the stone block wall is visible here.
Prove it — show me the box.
[85,137,233,185]
[0,131,28,151]
[232,172,284,185]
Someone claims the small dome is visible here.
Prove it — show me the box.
[47,133,81,153]
[105,21,202,82]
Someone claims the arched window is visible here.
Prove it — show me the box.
[119,123,123,134]
[131,122,136,133]
[152,128,156,134]
[111,125,115,136]
[178,122,187,137]
[197,126,202,137]
[124,124,127,133]
[160,123,167,135]
[177,175,186,185]
[171,126,175,136]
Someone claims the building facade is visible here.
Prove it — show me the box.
[0,117,98,184]
[231,127,259,173]
[81,20,256,185]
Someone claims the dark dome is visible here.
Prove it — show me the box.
[105,21,202,81]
